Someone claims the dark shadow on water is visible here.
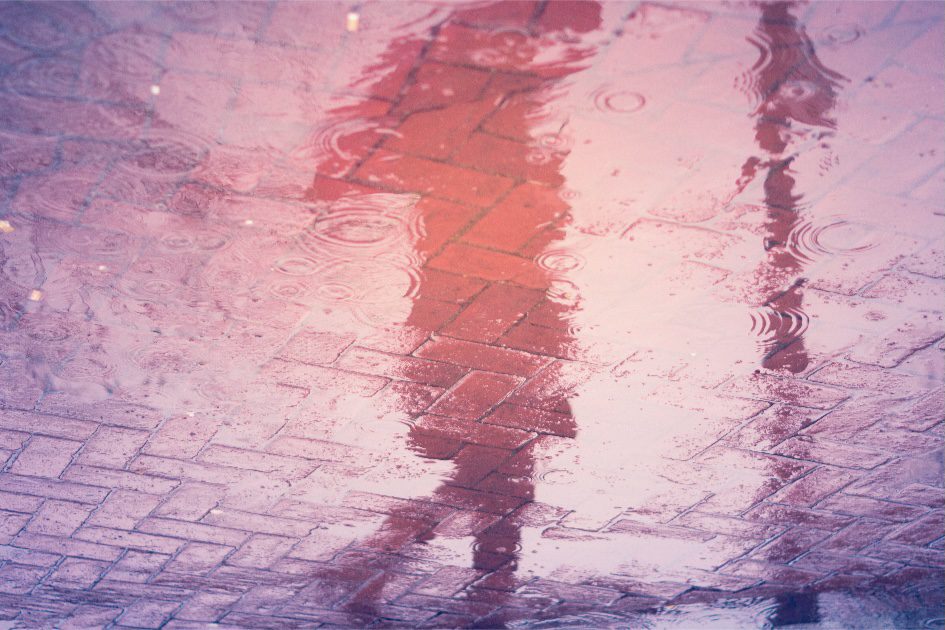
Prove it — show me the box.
[771,591,821,626]
[738,1,845,374]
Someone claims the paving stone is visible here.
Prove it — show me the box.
[482,403,576,438]
[172,590,242,622]
[0,0,941,625]
[196,445,316,479]
[801,549,900,577]
[75,427,150,468]
[718,374,850,410]
[59,605,122,629]
[202,509,314,538]
[151,484,223,522]
[136,518,250,547]
[47,558,110,589]
[9,437,82,478]
[165,542,233,575]
[385,99,498,162]
[0,411,97,441]
[0,564,48,594]
[335,346,467,388]
[415,337,547,377]
[0,475,109,505]
[809,361,935,395]
[438,283,545,343]
[887,510,944,546]
[106,550,170,583]
[773,436,891,470]
[62,465,180,494]
[117,599,180,629]
[73,527,185,555]
[427,371,521,421]
[25,501,92,537]
[277,330,356,366]
[816,493,930,523]
[748,527,831,563]
[411,415,534,450]
[767,466,860,507]
[357,149,515,207]
[0,493,43,515]
[0,512,30,545]
[143,415,223,460]
[226,534,297,569]
[12,532,123,562]
[453,132,566,186]
[396,61,491,115]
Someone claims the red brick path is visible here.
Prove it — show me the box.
[0,1,942,627]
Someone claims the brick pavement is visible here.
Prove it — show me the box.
[0,1,942,627]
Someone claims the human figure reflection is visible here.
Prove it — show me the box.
[302,2,604,623]
[738,1,845,373]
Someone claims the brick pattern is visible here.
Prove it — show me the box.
[0,0,942,627]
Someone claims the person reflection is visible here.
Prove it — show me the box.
[737,1,844,373]
[310,2,604,623]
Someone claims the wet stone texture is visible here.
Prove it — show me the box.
[0,0,943,628]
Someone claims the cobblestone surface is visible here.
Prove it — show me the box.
[0,1,942,627]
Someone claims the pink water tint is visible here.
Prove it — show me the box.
[0,1,942,627]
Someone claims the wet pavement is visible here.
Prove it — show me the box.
[0,1,943,627]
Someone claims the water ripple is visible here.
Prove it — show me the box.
[310,255,422,305]
[300,193,424,256]
[535,249,586,274]
[749,305,810,351]
[306,119,382,178]
[2,56,77,97]
[119,255,193,300]
[820,23,863,46]
[786,219,877,263]
[590,85,646,114]
[159,229,230,253]
[306,200,420,250]
[272,256,320,276]
[118,126,210,180]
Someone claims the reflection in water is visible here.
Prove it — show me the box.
[0,1,941,626]
[334,2,849,621]
[738,1,845,373]
[329,2,603,620]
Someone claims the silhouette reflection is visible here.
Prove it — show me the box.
[300,2,605,622]
[738,1,845,373]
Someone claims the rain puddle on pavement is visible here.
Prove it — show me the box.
[0,1,942,628]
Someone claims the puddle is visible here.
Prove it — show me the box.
[0,0,941,627]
